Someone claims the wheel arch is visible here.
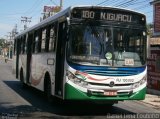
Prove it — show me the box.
[44,71,52,92]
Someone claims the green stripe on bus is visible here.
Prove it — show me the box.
[65,83,146,100]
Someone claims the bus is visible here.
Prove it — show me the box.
[12,6,147,105]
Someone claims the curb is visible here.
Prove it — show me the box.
[141,100,160,108]
[139,94,160,108]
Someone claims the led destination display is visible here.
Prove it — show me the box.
[71,7,145,24]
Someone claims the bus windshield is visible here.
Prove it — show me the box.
[67,24,146,67]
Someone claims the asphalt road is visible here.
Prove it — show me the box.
[0,58,160,119]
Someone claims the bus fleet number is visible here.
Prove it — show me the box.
[116,78,134,83]
[82,11,95,19]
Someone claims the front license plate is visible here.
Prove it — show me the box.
[104,91,117,96]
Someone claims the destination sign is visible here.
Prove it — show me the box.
[82,11,132,22]
[71,7,146,24]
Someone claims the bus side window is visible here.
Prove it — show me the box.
[35,29,42,53]
[20,37,23,54]
[13,39,16,55]
[35,35,39,53]
[45,26,51,52]
[41,28,46,52]
[25,36,27,54]
[49,25,56,52]
[22,35,26,54]
[33,31,38,53]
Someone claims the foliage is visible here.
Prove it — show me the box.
[0,38,5,48]
[146,23,153,36]
[0,38,9,49]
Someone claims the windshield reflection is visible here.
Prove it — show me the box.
[67,25,146,67]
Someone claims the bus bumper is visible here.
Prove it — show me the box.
[65,83,146,101]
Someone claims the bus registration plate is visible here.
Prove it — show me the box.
[104,91,117,96]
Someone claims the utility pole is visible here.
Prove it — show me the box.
[12,24,18,40]
[50,0,63,9]
[8,32,12,42]
[60,0,63,9]
[21,16,32,30]
[6,24,18,59]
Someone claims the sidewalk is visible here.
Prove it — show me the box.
[140,89,160,108]
[0,55,13,61]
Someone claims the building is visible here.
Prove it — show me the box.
[150,0,160,45]
[147,0,160,95]
[151,0,160,36]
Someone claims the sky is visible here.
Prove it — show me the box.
[0,0,153,38]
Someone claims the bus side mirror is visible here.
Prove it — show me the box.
[67,17,70,25]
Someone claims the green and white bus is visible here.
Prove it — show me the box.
[13,6,147,105]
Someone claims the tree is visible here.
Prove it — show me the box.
[0,38,9,56]
[0,38,6,48]
[147,23,153,37]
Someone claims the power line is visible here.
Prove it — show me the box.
[97,0,109,5]
[133,3,150,10]
[97,0,118,6]
[24,0,44,15]
[50,0,58,6]
[115,0,138,7]
[105,0,120,6]
[114,0,130,7]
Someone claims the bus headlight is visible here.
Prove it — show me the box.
[132,76,147,89]
[66,71,88,87]
[132,82,140,89]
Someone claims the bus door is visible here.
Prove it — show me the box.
[26,33,33,84]
[55,21,67,97]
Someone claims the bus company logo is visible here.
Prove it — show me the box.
[75,71,114,81]
[109,81,115,87]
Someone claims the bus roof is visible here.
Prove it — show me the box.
[70,5,145,16]
[15,5,145,38]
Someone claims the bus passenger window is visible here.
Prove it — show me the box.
[37,30,42,53]
[45,27,50,52]
[32,33,36,53]
[20,37,23,54]
[13,39,16,55]
[49,26,56,51]
[41,29,46,52]
[35,36,39,53]
[22,36,26,54]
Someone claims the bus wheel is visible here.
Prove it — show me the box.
[44,76,53,103]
